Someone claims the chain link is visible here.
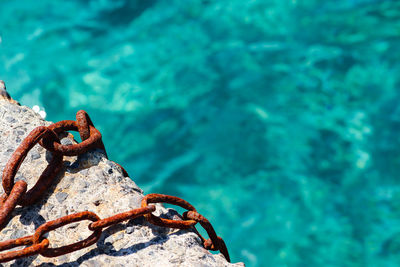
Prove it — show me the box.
[32,211,102,257]
[183,211,230,262]
[141,193,198,229]
[2,126,63,206]
[0,181,26,228]
[39,120,102,156]
[0,110,230,263]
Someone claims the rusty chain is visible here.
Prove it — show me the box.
[0,110,230,263]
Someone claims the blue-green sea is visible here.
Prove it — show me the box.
[2,0,400,266]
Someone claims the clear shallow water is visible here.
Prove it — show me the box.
[1,0,400,266]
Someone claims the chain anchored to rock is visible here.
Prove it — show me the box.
[0,110,230,263]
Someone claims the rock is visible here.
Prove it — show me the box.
[0,83,244,266]
[0,81,19,105]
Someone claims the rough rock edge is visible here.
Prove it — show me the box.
[0,81,19,105]
[0,82,244,267]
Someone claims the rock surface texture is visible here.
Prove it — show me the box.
[0,85,244,266]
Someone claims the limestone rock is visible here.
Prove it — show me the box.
[0,84,244,266]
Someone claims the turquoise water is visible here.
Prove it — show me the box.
[1,0,400,266]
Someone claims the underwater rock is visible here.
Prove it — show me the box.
[0,83,243,266]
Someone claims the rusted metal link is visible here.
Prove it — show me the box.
[89,205,156,231]
[183,211,218,245]
[39,120,102,156]
[205,237,230,262]
[76,110,129,177]
[2,126,47,195]
[0,193,7,206]
[0,180,27,228]
[141,194,197,229]
[76,110,93,142]
[76,110,108,158]
[32,211,102,257]
[19,152,63,206]
[183,211,230,262]
[0,238,49,263]
[204,237,229,252]
[0,235,33,251]
[2,126,63,206]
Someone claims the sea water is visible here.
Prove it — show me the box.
[1,0,400,266]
